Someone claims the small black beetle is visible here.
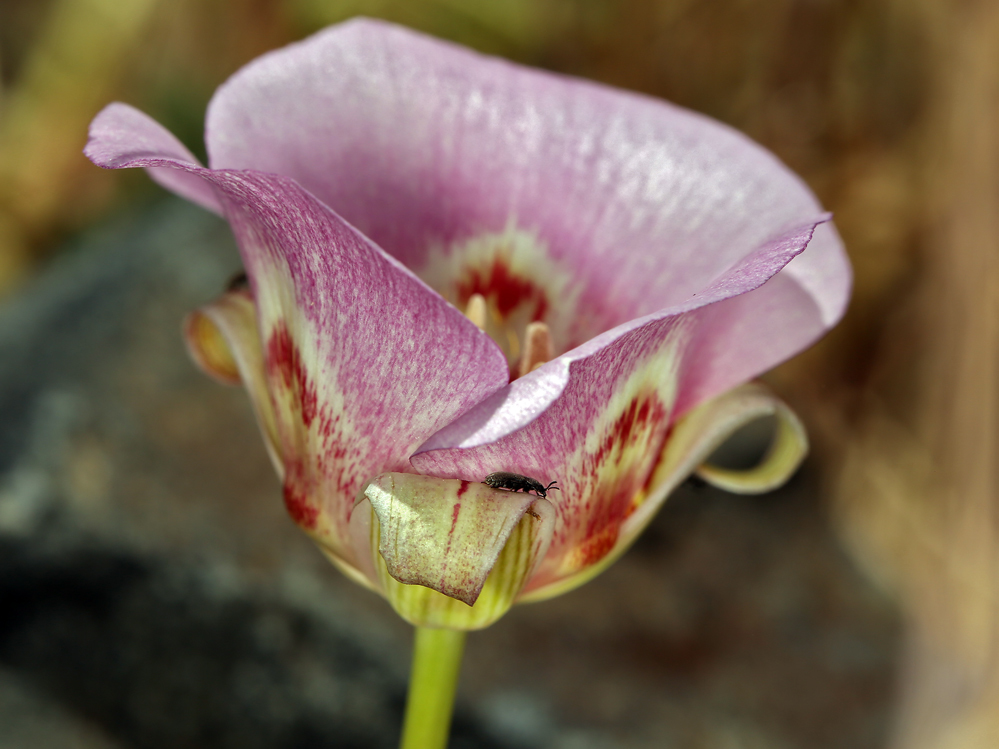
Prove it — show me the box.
[484,471,560,499]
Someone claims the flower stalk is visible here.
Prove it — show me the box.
[400,627,467,749]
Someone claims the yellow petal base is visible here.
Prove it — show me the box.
[360,473,555,630]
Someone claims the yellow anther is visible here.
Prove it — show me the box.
[464,293,487,330]
[506,328,521,360]
[517,322,553,378]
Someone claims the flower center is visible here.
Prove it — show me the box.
[417,224,579,376]
[465,294,553,379]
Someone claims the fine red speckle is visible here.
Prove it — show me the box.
[266,321,318,427]
[640,422,674,495]
[457,257,548,321]
[265,326,356,534]
[576,525,620,567]
[592,393,668,470]
[283,479,319,530]
[569,390,671,566]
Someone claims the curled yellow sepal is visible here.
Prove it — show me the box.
[184,306,242,385]
[181,290,283,477]
[354,473,555,630]
[693,386,808,494]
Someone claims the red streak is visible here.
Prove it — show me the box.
[266,322,318,427]
[575,390,670,564]
[283,480,319,530]
[577,525,620,567]
[593,393,668,468]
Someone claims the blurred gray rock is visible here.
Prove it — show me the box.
[0,199,900,748]
[0,666,124,749]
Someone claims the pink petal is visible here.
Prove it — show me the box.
[411,218,824,587]
[519,383,808,602]
[205,19,849,346]
[85,103,223,214]
[416,218,826,453]
[86,109,510,566]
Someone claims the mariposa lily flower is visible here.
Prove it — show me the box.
[84,19,850,633]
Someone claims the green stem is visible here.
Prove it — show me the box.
[399,626,467,749]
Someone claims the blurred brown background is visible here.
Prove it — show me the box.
[0,0,996,747]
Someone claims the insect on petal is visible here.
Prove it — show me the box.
[358,473,554,629]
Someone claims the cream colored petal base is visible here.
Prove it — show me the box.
[360,473,555,629]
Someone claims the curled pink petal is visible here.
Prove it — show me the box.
[411,218,827,586]
[205,19,849,349]
[414,217,827,455]
[86,103,223,214]
[87,110,510,566]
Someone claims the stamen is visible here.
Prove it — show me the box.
[464,293,487,330]
[517,322,553,378]
[506,328,521,361]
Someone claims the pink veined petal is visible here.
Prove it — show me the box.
[415,217,827,454]
[410,218,825,588]
[86,107,511,567]
[205,18,850,350]
[86,103,223,214]
[518,382,809,603]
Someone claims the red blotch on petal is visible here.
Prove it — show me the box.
[283,472,319,530]
[575,525,620,567]
[266,321,318,427]
[591,393,669,472]
[572,391,671,566]
[457,258,549,321]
